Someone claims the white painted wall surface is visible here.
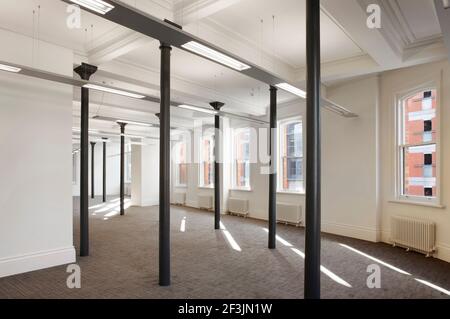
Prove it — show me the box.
[131,143,159,207]
[323,76,380,242]
[0,29,75,277]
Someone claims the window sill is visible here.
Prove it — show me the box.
[198,186,214,190]
[230,188,253,192]
[277,191,305,196]
[389,199,445,209]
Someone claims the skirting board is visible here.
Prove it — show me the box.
[185,200,199,209]
[140,199,159,207]
[322,222,380,242]
[0,246,76,278]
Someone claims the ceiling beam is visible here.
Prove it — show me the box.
[321,0,403,69]
[60,0,357,117]
[174,0,241,25]
[434,0,450,62]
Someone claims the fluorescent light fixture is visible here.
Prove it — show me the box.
[83,84,146,99]
[115,120,153,127]
[276,83,307,98]
[69,0,114,15]
[182,41,251,71]
[178,104,218,115]
[0,63,21,73]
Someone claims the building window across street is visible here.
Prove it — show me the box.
[398,89,438,201]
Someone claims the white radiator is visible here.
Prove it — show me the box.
[277,202,302,226]
[172,192,185,205]
[391,216,436,257]
[228,198,249,217]
[198,195,213,210]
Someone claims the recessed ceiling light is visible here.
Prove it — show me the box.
[178,104,218,115]
[181,41,251,71]
[276,83,307,98]
[0,63,21,73]
[69,0,114,15]
[83,84,146,99]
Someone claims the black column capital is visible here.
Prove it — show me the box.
[118,122,127,133]
[270,85,278,92]
[74,63,98,81]
[159,42,172,51]
[102,138,108,143]
[209,101,225,111]
[90,141,96,147]
[155,113,160,120]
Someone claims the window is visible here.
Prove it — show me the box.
[398,89,438,201]
[232,128,251,189]
[278,118,303,192]
[175,140,188,186]
[125,144,132,183]
[199,133,214,187]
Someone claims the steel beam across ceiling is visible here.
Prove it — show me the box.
[60,0,357,118]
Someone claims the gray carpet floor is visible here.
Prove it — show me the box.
[0,196,449,299]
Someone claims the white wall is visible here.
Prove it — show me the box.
[72,142,121,197]
[0,29,75,277]
[323,76,380,241]
[131,143,159,207]
[380,60,450,262]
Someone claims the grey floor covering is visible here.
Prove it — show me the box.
[0,196,449,299]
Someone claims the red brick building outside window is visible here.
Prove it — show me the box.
[400,89,437,198]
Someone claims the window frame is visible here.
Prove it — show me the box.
[395,83,441,205]
[125,143,132,183]
[72,151,78,185]
[198,131,214,188]
[231,127,251,191]
[277,117,304,194]
[174,138,188,187]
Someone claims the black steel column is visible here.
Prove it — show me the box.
[159,43,172,287]
[118,122,127,216]
[268,86,277,249]
[90,142,96,199]
[102,138,107,203]
[74,63,97,257]
[210,101,224,230]
[305,0,322,299]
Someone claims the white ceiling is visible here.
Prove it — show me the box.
[208,0,364,68]
[396,0,441,41]
[0,0,447,135]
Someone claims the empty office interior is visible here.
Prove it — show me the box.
[0,0,450,299]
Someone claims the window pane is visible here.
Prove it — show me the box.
[233,129,251,188]
[403,90,436,145]
[403,145,436,197]
[200,135,214,187]
[179,163,187,185]
[279,119,303,192]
